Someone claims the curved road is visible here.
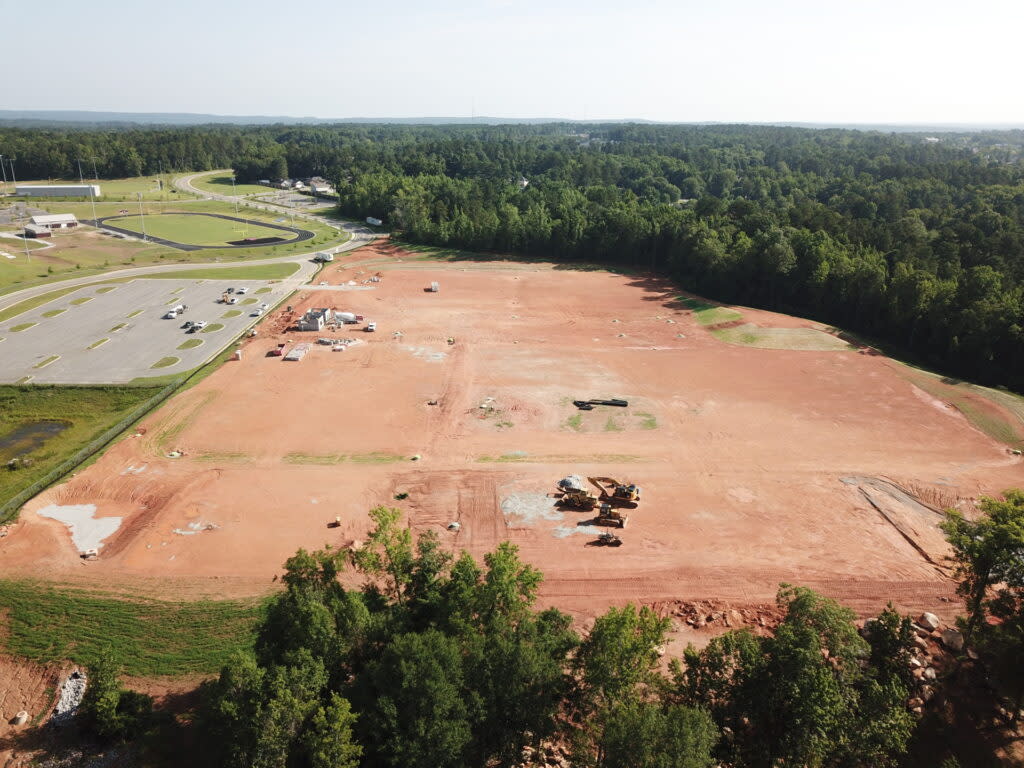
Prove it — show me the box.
[0,172,377,317]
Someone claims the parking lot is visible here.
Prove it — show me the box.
[0,279,283,384]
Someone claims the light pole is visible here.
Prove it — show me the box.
[138,192,147,241]
[0,155,7,196]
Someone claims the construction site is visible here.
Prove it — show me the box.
[3,241,1024,641]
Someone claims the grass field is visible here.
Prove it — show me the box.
[677,297,743,326]
[104,213,297,247]
[137,263,300,281]
[0,385,163,512]
[189,173,270,197]
[0,580,262,677]
[12,175,190,202]
[711,324,854,351]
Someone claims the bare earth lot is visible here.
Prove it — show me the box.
[4,243,1023,632]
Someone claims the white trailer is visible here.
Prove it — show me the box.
[429,281,440,293]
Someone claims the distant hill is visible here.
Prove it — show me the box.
[0,110,1021,132]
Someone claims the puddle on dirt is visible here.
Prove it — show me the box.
[0,420,70,462]
[36,504,121,553]
[552,524,602,538]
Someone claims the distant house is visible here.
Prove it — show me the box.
[16,184,100,198]
[311,184,335,197]
[278,180,294,189]
[293,180,306,190]
[29,213,78,231]
[297,307,333,332]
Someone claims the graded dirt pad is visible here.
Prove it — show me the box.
[4,243,1024,630]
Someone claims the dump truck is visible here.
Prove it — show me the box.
[588,476,641,508]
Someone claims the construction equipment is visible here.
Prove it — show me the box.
[588,476,641,508]
[590,531,623,547]
[327,516,341,529]
[593,502,628,528]
[559,488,599,510]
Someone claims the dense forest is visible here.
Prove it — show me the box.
[78,495,1024,767]
[3,122,1024,389]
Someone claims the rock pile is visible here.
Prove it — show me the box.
[49,669,87,728]
[860,611,965,717]
[653,599,781,632]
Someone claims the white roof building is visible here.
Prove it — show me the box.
[30,213,79,229]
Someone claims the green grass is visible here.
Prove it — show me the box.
[0,385,163,511]
[678,297,743,326]
[41,308,66,318]
[240,297,258,305]
[177,338,204,350]
[138,263,299,281]
[69,296,93,305]
[255,286,272,294]
[604,416,624,432]
[33,356,59,369]
[0,580,263,677]
[95,286,117,294]
[477,453,643,463]
[109,323,127,333]
[0,285,90,323]
[151,356,180,369]
[126,309,145,318]
[189,172,271,197]
[282,452,406,465]
[710,324,853,351]
[200,323,224,333]
[88,338,109,350]
[635,412,658,430]
[102,212,296,247]
[9,322,37,332]
[564,413,583,432]
[221,310,242,318]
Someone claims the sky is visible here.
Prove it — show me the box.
[5,0,1024,124]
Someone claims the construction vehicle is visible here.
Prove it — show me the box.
[588,476,641,508]
[590,531,623,547]
[559,488,599,510]
[593,502,628,528]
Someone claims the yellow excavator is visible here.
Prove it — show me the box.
[588,477,641,508]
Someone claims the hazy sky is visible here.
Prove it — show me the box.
[5,0,1024,123]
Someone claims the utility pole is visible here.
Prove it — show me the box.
[0,154,7,195]
[77,158,85,184]
[8,157,17,188]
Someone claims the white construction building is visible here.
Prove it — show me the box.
[15,184,101,198]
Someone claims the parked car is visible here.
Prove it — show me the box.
[227,297,239,305]
[365,321,377,332]
[165,310,178,319]
[236,287,249,295]
[259,302,269,310]
[251,308,264,317]
[226,287,235,294]
[189,320,208,333]
[182,320,195,330]
[269,343,286,357]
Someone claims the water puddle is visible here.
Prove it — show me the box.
[36,503,122,553]
[0,420,70,462]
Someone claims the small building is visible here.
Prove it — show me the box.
[293,180,306,190]
[297,307,333,332]
[24,223,52,238]
[311,184,335,196]
[29,213,78,231]
[278,180,294,189]
[16,184,100,198]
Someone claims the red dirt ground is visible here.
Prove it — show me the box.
[3,243,1023,631]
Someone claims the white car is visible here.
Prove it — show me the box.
[227,297,239,305]
[259,303,269,310]
[365,321,377,332]
[192,320,208,331]
[251,308,264,317]
[236,287,249,295]
[165,310,178,319]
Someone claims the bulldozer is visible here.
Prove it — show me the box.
[593,502,628,528]
[588,476,641,508]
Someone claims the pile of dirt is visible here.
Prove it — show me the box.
[653,599,782,633]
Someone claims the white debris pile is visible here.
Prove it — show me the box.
[50,669,87,727]
[500,493,563,527]
[557,475,585,492]
[172,521,220,536]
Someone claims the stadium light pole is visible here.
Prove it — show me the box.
[77,158,85,184]
[0,155,7,195]
[138,192,147,241]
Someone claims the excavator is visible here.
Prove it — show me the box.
[587,477,641,508]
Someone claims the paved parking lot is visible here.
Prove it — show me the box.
[0,279,283,384]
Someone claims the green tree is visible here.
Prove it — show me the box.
[351,506,414,605]
[302,693,362,768]
[600,700,717,768]
[79,650,154,743]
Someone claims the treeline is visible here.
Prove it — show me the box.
[3,122,1024,387]
[80,493,1024,767]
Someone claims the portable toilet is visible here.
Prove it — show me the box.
[430,281,439,293]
